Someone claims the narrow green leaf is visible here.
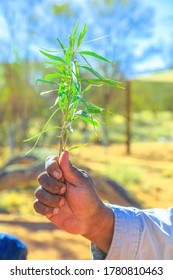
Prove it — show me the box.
[44,73,62,80]
[85,104,105,114]
[45,61,61,66]
[76,23,87,49]
[102,79,124,89]
[79,54,92,68]
[65,52,71,66]
[81,84,102,95]
[72,21,79,44]
[74,60,80,79]
[24,126,61,142]
[69,35,73,50]
[74,110,99,126]
[68,143,88,152]
[71,61,79,91]
[77,115,99,126]
[23,133,41,142]
[37,109,60,135]
[40,47,65,53]
[40,89,58,96]
[36,78,58,85]
[79,99,105,114]
[57,38,66,55]
[25,108,60,154]
[79,65,103,79]
[70,95,79,104]
[78,51,113,64]
[82,35,110,45]
[81,79,103,85]
[39,50,66,63]
[82,85,92,94]
[24,126,61,155]
[81,78,123,89]
[49,97,59,109]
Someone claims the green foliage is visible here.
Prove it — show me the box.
[25,22,122,154]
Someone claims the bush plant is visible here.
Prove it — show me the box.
[25,22,122,154]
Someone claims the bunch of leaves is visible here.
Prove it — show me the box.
[25,22,122,155]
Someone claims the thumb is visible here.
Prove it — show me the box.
[59,150,88,186]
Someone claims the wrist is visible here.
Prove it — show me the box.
[82,202,114,253]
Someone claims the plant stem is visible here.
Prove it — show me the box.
[58,51,77,155]
[59,122,66,155]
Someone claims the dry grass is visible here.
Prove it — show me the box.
[72,142,173,208]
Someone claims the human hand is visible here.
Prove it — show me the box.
[34,150,114,253]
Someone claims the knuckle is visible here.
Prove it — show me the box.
[33,199,52,216]
[46,162,57,175]
[48,194,60,207]
[33,199,41,214]
[34,186,45,201]
[41,173,51,187]
[37,173,55,192]
[45,155,58,171]
[34,186,61,208]
[81,170,95,185]
[34,186,40,197]
[37,172,46,184]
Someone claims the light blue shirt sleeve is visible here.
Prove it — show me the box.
[91,205,173,260]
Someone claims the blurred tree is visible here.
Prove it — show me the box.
[0,61,47,155]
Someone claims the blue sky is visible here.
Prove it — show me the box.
[145,0,173,17]
[133,0,173,73]
[142,0,173,41]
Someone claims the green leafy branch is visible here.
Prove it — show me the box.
[24,22,123,155]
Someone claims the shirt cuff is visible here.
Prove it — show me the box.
[91,205,140,260]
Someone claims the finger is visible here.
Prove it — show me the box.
[38,172,66,194]
[35,186,66,208]
[45,155,62,180]
[33,199,60,218]
[59,150,93,187]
